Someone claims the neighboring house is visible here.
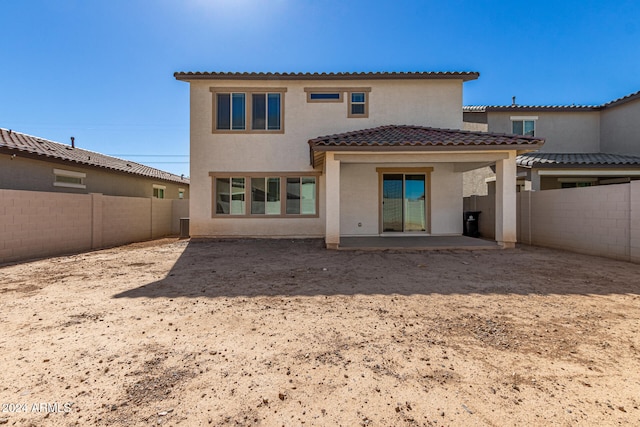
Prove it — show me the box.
[0,128,189,199]
[464,90,640,191]
[174,71,544,249]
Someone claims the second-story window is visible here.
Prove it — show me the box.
[212,88,286,133]
[510,116,537,136]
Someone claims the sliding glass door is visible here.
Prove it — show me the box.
[382,174,426,233]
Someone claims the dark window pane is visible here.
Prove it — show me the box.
[216,94,230,130]
[310,93,340,100]
[351,104,365,115]
[252,94,266,130]
[267,93,281,130]
[231,93,245,130]
[512,121,523,135]
[382,174,403,232]
[351,92,365,103]
[286,177,300,214]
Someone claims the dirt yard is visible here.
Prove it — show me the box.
[1,238,639,426]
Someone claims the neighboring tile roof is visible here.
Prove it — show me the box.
[0,128,189,184]
[308,125,544,150]
[464,89,640,113]
[463,105,599,112]
[517,152,640,168]
[175,71,480,82]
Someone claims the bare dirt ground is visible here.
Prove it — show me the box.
[1,238,640,426]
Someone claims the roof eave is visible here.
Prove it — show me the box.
[174,71,480,82]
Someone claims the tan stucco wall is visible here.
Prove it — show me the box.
[188,78,465,236]
[0,190,190,264]
[0,154,189,199]
[600,98,640,155]
[487,111,601,152]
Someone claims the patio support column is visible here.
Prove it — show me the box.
[495,152,517,248]
[324,152,341,249]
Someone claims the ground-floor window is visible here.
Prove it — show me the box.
[211,172,319,217]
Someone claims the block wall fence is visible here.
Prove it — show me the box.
[0,190,189,264]
[464,180,640,263]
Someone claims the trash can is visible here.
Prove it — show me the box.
[179,217,190,239]
[463,211,481,237]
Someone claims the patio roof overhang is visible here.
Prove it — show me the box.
[308,125,545,168]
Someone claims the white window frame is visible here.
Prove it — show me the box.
[53,168,86,189]
[510,115,537,136]
[178,188,185,199]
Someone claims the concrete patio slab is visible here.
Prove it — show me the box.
[338,235,499,250]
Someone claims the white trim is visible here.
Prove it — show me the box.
[53,182,86,189]
[53,168,86,179]
[153,184,167,189]
[509,116,538,121]
[557,177,598,183]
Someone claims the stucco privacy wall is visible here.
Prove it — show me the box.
[464,181,640,262]
[0,190,92,262]
[0,190,189,264]
[189,78,463,237]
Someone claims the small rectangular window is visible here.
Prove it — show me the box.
[310,93,341,101]
[53,169,86,189]
[178,188,185,199]
[153,184,166,199]
[348,91,368,118]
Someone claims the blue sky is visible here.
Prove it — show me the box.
[2,0,639,177]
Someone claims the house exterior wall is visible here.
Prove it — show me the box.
[600,98,640,155]
[189,78,465,237]
[0,154,189,199]
[487,111,601,152]
[340,163,463,236]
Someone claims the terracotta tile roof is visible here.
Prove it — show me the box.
[175,71,480,82]
[0,128,189,184]
[308,125,544,150]
[517,152,640,168]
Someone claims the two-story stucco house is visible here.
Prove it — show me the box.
[464,90,640,191]
[175,71,544,249]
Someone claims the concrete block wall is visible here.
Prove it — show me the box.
[151,198,173,239]
[0,190,189,264]
[102,195,152,248]
[465,181,639,262]
[0,190,92,263]
[171,199,189,235]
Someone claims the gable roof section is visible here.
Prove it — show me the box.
[175,71,479,82]
[308,125,544,167]
[0,128,189,184]
[517,152,640,169]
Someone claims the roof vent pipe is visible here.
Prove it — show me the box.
[512,96,516,106]
[71,136,75,148]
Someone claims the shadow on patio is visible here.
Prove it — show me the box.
[112,238,640,299]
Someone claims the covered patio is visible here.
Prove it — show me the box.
[308,125,545,250]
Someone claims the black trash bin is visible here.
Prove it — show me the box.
[463,211,481,237]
